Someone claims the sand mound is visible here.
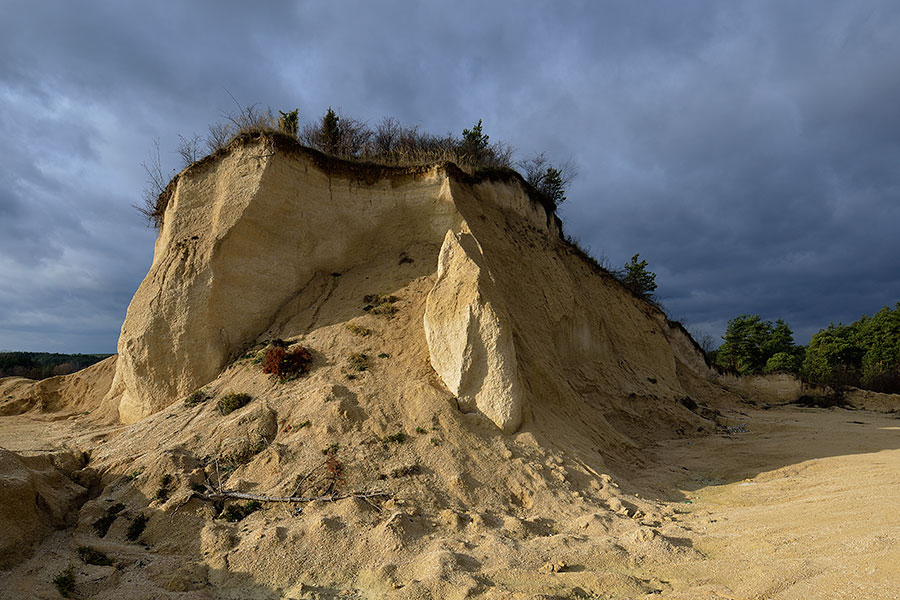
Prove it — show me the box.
[1,356,118,421]
[0,448,89,568]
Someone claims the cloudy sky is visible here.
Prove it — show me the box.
[2,1,898,353]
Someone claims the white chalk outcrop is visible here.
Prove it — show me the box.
[424,230,522,433]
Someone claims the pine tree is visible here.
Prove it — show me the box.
[278,109,299,137]
[322,108,341,154]
[621,254,657,300]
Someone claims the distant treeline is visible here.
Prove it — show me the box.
[0,352,113,380]
[710,303,900,394]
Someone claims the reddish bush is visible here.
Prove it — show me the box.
[262,346,285,374]
[325,455,344,484]
[262,345,312,381]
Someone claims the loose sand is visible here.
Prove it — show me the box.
[3,404,898,598]
[630,406,900,599]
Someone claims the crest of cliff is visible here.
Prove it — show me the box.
[1,132,747,598]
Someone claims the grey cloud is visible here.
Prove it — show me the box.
[1,0,898,351]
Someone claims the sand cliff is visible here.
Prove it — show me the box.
[5,133,897,598]
[105,133,713,432]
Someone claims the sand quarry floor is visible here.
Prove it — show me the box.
[628,406,900,599]
[2,405,899,599]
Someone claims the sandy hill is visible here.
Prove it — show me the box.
[6,133,897,599]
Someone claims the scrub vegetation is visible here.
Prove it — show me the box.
[141,103,573,228]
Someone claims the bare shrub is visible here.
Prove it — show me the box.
[206,121,233,153]
[140,103,573,231]
[176,134,204,166]
[138,138,167,227]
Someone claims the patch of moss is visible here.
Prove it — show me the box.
[348,353,370,372]
[126,514,149,541]
[345,323,372,336]
[91,502,126,537]
[382,432,407,444]
[77,546,113,566]
[217,392,251,415]
[184,389,208,407]
[219,501,262,522]
[362,294,400,316]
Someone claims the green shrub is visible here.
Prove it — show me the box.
[362,294,400,316]
[348,353,370,372]
[217,393,251,415]
[77,546,113,566]
[52,567,76,598]
[184,389,208,407]
[618,254,657,300]
[763,351,801,374]
[382,432,407,444]
[126,514,149,541]
[346,323,372,336]
[91,503,126,537]
[278,108,299,137]
[518,152,574,209]
[219,501,262,522]
[154,474,173,502]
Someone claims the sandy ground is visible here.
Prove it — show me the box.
[631,406,900,599]
[3,404,899,599]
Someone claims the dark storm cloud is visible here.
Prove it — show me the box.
[1,1,898,352]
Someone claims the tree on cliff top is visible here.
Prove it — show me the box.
[300,107,371,158]
[619,254,658,301]
[519,153,576,209]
